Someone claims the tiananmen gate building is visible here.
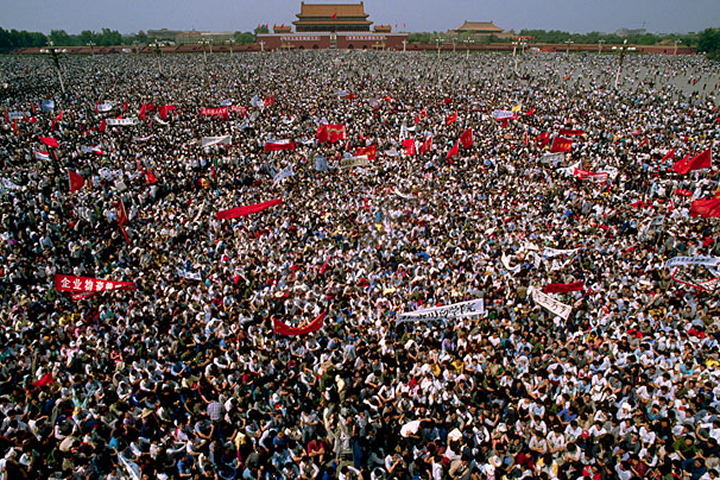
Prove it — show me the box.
[257,2,408,50]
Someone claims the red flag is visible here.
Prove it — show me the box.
[51,111,63,131]
[264,95,275,107]
[331,12,337,19]
[139,103,147,121]
[443,97,452,104]
[11,120,18,135]
[639,137,649,147]
[661,149,675,161]
[536,131,551,147]
[673,148,712,175]
[445,112,457,125]
[31,372,54,388]
[55,110,64,122]
[99,119,107,132]
[402,138,416,156]
[317,124,347,143]
[525,107,535,116]
[273,312,325,336]
[630,200,646,209]
[542,281,584,294]
[68,170,85,193]
[356,145,377,160]
[550,137,573,153]
[675,188,693,197]
[117,199,129,225]
[158,104,176,119]
[420,136,433,155]
[39,136,59,148]
[690,197,720,218]
[146,169,158,185]
[123,100,128,112]
[446,140,459,159]
[264,139,295,151]
[216,198,283,219]
[459,128,473,148]
[3,108,8,122]
[558,128,585,136]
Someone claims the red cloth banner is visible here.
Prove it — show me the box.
[216,198,283,219]
[158,104,176,119]
[542,281,584,294]
[55,274,136,293]
[445,112,457,125]
[39,136,59,148]
[675,188,693,197]
[573,169,608,183]
[273,312,325,336]
[32,372,54,388]
[550,137,573,153]
[661,149,676,161]
[558,128,585,136]
[229,105,248,116]
[317,124,347,143]
[673,148,712,175]
[264,140,295,152]
[356,145,377,160]
[200,107,229,118]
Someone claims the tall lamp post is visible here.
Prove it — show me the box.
[199,38,211,63]
[614,39,629,89]
[226,38,236,55]
[673,40,681,55]
[402,39,407,53]
[435,38,442,60]
[41,41,67,94]
[87,41,96,56]
[463,39,473,61]
[564,39,574,54]
[598,39,605,54]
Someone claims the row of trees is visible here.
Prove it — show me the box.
[1,25,719,59]
[408,29,699,47]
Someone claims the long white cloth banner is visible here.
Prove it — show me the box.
[398,298,485,322]
[107,118,138,126]
[273,165,294,186]
[529,287,572,320]
[664,256,720,269]
[340,155,370,169]
[540,152,565,164]
[543,247,580,258]
[201,135,232,147]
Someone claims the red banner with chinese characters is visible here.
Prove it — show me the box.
[54,274,136,295]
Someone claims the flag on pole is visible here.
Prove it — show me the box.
[145,169,158,185]
[39,136,59,148]
[510,103,523,113]
[673,148,712,175]
[420,136,433,155]
[550,137,573,153]
[34,151,50,161]
[317,124,347,143]
[446,140,459,160]
[459,128,473,148]
[402,138,416,156]
[355,145,377,160]
[690,197,720,218]
[69,170,85,193]
[445,112,457,125]
[661,149,675,161]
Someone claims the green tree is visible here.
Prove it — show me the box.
[235,31,256,44]
[698,28,720,60]
[254,25,269,35]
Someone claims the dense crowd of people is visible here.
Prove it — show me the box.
[0,48,720,480]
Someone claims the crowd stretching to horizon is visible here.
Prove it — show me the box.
[0,49,720,480]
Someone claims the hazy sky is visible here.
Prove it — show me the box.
[1,0,718,35]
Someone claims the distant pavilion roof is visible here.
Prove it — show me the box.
[450,21,504,34]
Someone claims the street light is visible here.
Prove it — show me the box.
[564,39,574,54]
[40,41,67,94]
[673,39,681,55]
[198,38,211,63]
[87,41,96,56]
[226,38,236,55]
[598,39,605,54]
[463,39,473,61]
[614,39,629,89]
[435,38,442,60]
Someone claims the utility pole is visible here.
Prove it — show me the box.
[41,41,66,94]
[614,39,629,89]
